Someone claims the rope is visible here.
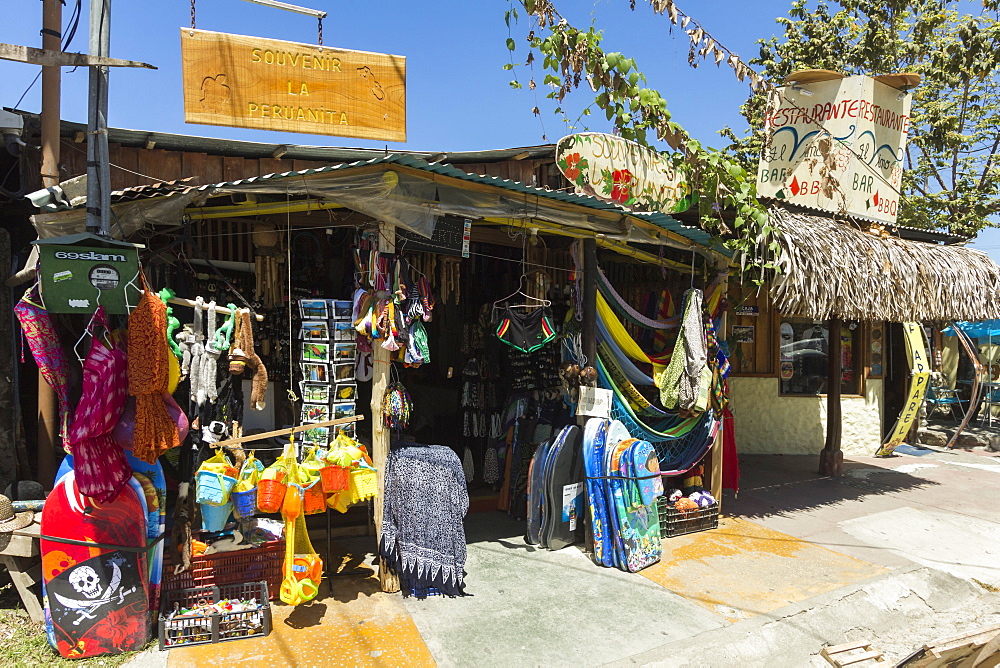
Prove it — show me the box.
[286,189,298,406]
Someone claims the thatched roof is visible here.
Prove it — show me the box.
[769,205,1000,322]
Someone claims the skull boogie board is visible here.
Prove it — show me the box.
[541,425,584,551]
[41,471,150,659]
[57,453,165,613]
[603,420,631,569]
[582,418,611,566]
[525,436,554,546]
[611,439,664,573]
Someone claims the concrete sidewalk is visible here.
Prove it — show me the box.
[129,444,1000,667]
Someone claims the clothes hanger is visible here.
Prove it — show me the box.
[492,274,552,311]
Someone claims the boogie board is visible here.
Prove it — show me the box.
[582,418,612,566]
[603,420,631,569]
[541,425,584,551]
[41,471,150,659]
[57,453,165,613]
[614,440,664,572]
[525,437,554,545]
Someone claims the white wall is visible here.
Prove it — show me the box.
[728,377,883,456]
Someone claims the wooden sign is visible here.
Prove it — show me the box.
[757,72,913,224]
[556,133,694,214]
[180,28,405,141]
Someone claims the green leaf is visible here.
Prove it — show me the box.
[506,38,516,51]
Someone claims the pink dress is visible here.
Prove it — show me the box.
[65,307,132,502]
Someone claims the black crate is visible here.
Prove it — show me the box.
[158,581,271,650]
[658,499,719,538]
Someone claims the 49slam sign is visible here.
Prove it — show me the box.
[181,28,406,141]
[756,74,913,224]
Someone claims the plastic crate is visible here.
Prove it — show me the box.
[158,581,271,650]
[163,541,284,599]
[658,499,719,538]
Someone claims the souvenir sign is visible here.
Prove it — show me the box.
[301,342,330,363]
[576,386,612,419]
[757,72,916,224]
[330,300,353,320]
[301,404,330,423]
[332,402,356,419]
[299,299,329,319]
[555,132,694,214]
[332,322,355,341]
[333,343,357,361]
[333,383,357,402]
[300,321,329,342]
[300,382,331,404]
[300,362,328,383]
[180,29,406,141]
[35,235,142,315]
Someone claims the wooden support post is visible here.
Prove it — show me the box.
[372,223,399,593]
[819,316,844,477]
[582,238,598,368]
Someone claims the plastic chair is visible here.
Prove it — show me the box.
[926,383,964,423]
[977,386,1000,428]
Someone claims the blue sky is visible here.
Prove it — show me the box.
[3,0,999,261]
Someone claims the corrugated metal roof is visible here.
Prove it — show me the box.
[197,153,720,251]
[111,178,195,203]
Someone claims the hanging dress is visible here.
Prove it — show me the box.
[14,283,74,437]
[128,273,181,464]
[65,307,132,502]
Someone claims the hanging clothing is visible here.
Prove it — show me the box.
[722,406,740,493]
[379,443,469,598]
[128,272,181,463]
[494,306,556,353]
[65,307,131,502]
[658,289,708,411]
[14,283,73,437]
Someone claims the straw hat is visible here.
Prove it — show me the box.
[0,494,34,532]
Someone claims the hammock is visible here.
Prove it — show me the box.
[597,357,698,438]
[596,292,670,368]
[596,266,679,330]
[597,344,671,419]
[597,318,655,386]
[652,409,719,476]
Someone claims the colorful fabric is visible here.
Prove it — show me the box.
[596,292,670,368]
[657,289,707,411]
[495,306,556,353]
[65,308,132,502]
[14,283,73,437]
[128,273,180,464]
[596,266,679,330]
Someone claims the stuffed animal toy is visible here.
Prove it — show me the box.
[681,464,704,496]
[689,490,716,508]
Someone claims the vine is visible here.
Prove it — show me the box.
[508,0,779,282]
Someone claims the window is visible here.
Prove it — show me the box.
[778,317,861,395]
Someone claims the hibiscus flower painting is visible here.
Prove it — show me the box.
[556,151,589,187]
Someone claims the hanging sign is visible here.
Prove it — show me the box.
[34,234,141,315]
[875,322,929,457]
[757,72,916,224]
[180,28,406,141]
[577,386,612,419]
[555,133,694,213]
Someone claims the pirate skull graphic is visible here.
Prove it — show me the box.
[68,565,103,599]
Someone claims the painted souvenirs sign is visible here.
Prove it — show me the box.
[876,322,929,457]
[757,73,913,224]
[181,28,405,141]
[556,133,694,213]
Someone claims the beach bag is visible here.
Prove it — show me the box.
[195,451,237,506]
[232,453,263,520]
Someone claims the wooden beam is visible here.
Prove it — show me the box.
[209,415,363,448]
[372,222,400,593]
[0,43,156,68]
[819,316,844,477]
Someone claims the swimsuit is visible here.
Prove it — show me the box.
[495,306,556,353]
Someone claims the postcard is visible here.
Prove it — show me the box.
[331,300,353,320]
[300,362,329,383]
[301,341,330,363]
[299,299,329,320]
[301,404,330,423]
[333,383,357,402]
[300,382,331,404]
[333,343,357,361]
[333,363,355,382]
[300,320,329,342]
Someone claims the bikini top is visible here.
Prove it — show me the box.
[494,305,556,354]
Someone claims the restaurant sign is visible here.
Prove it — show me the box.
[757,73,913,224]
[180,28,406,141]
[555,133,694,214]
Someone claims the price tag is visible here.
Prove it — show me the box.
[577,386,612,418]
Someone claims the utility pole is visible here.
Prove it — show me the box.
[36,0,63,490]
[86,0,111,236]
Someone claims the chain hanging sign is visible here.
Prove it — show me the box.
[180,28,406,141]
[555,133,694,214]
[757,71,917,224]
